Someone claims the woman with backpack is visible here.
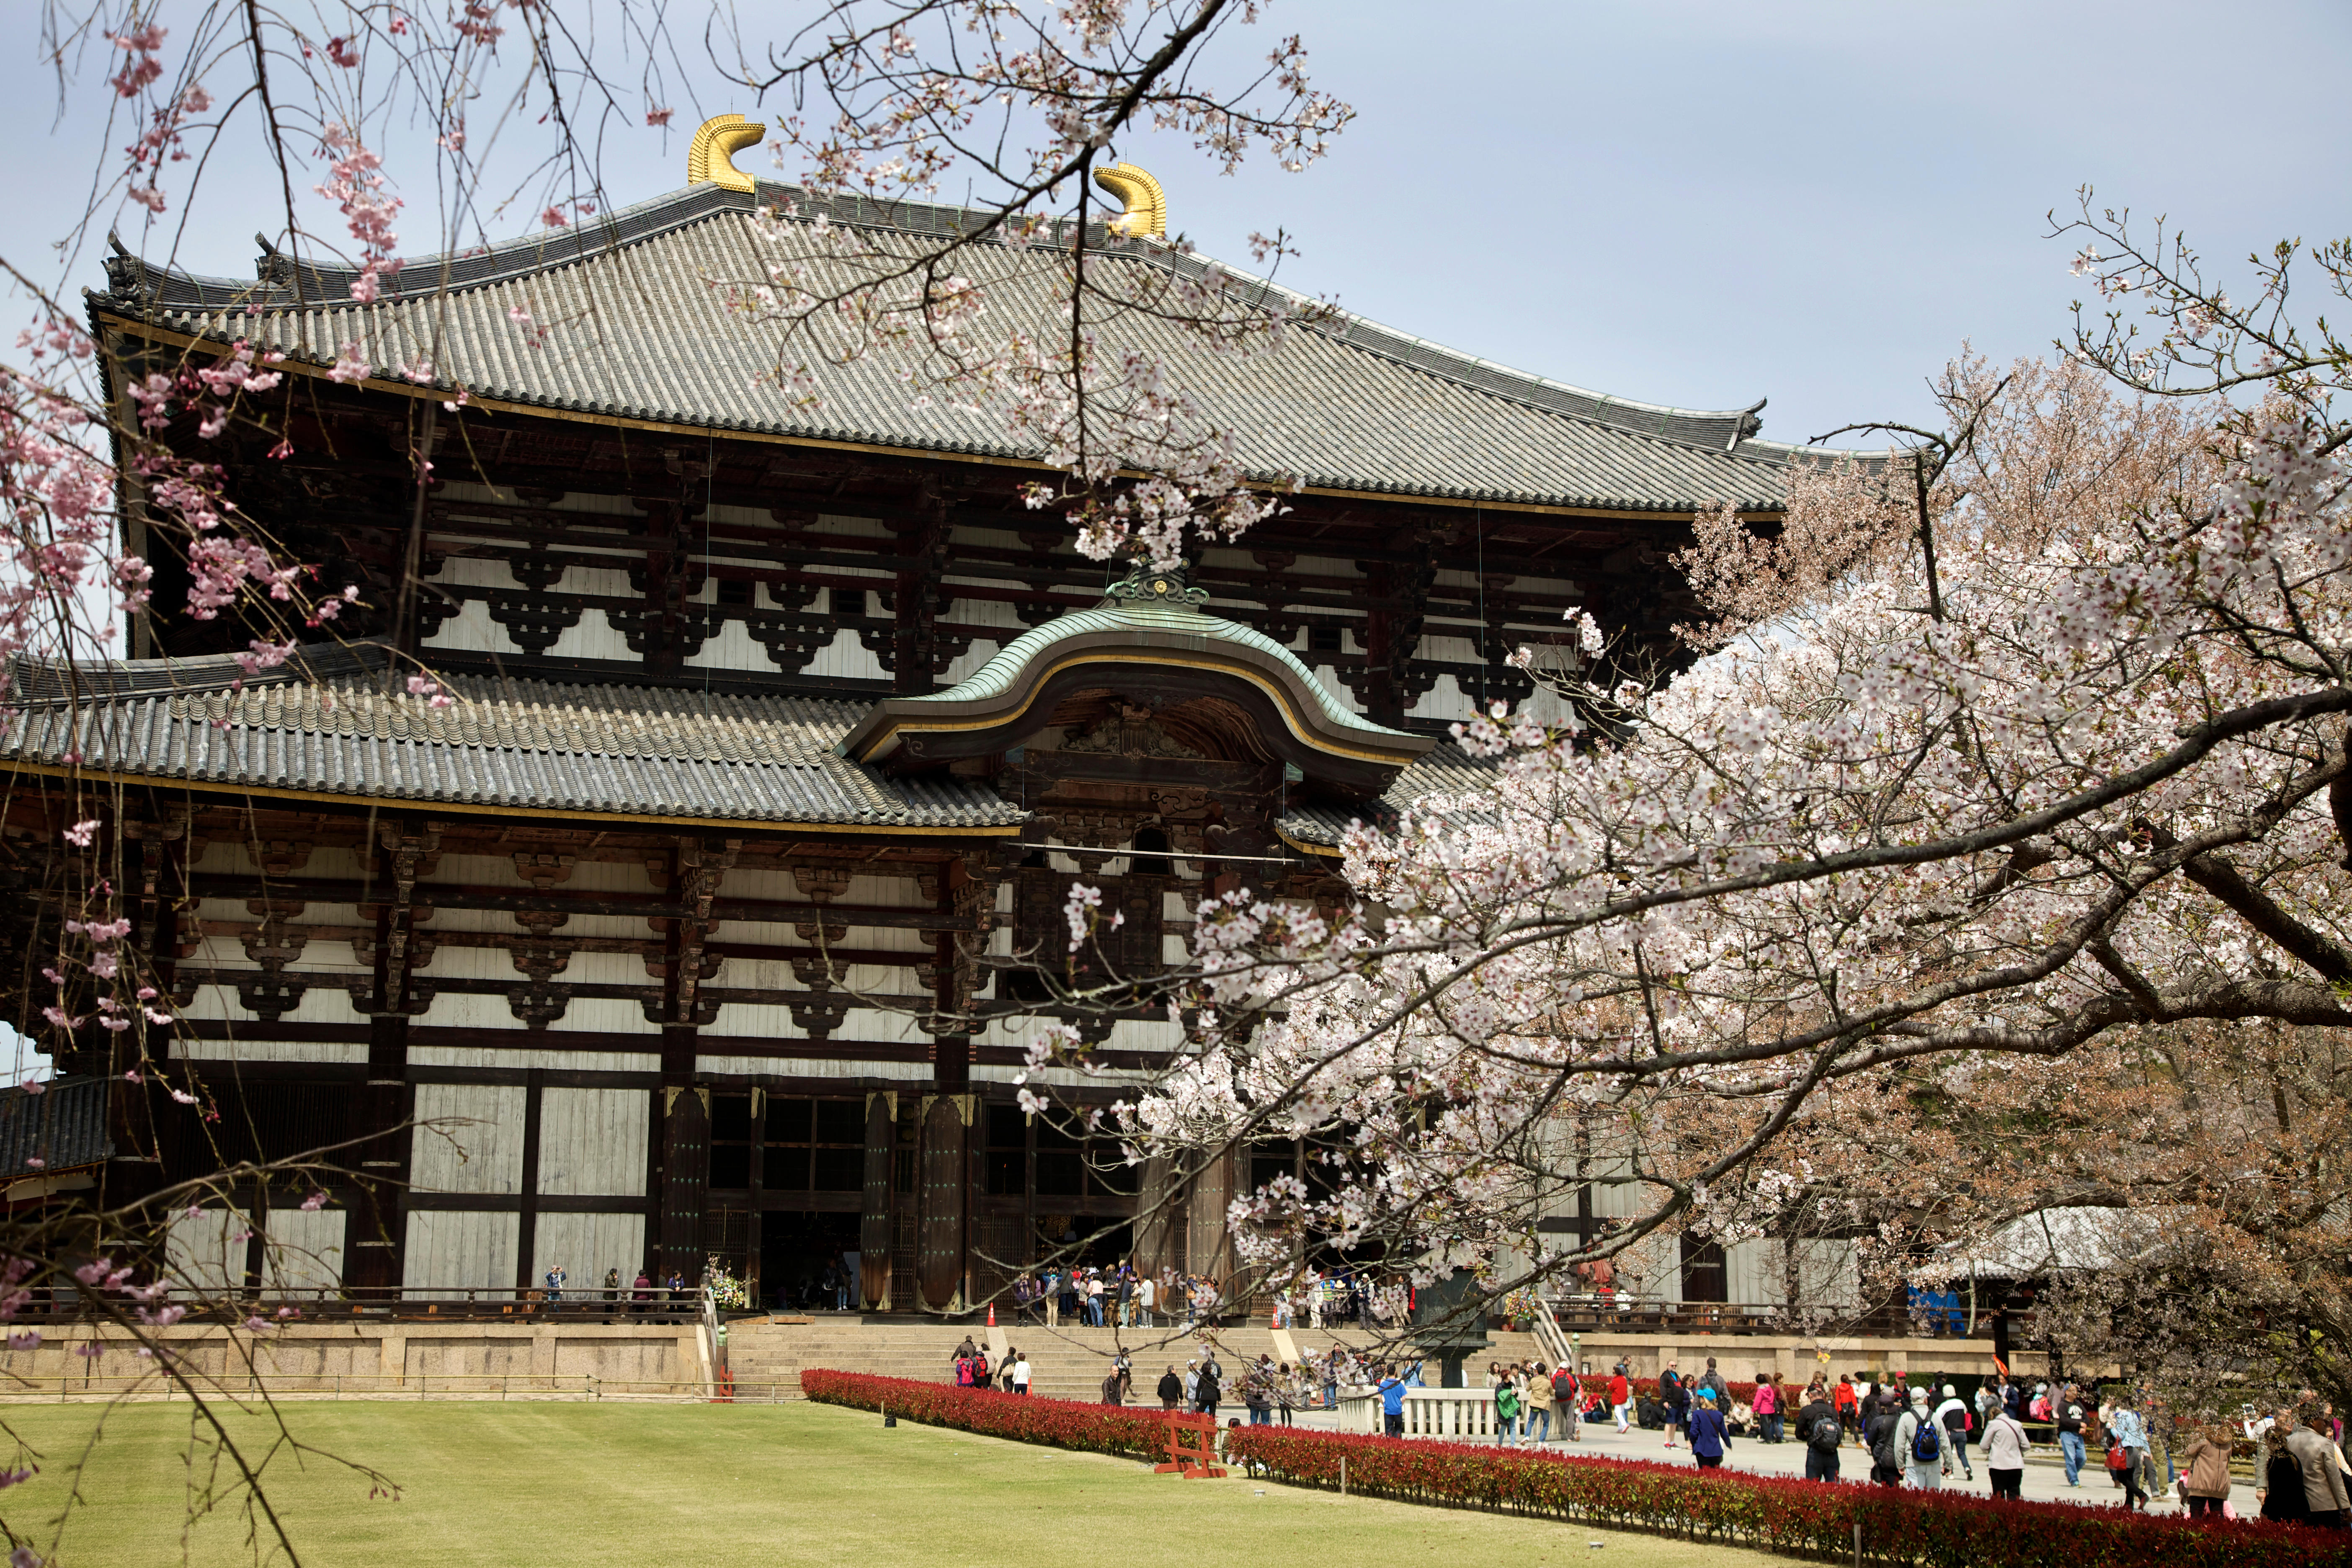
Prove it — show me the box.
[1552,1364,1582,1442]
[1492,1364,1523,1447]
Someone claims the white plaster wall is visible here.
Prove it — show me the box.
[410,1085,526,1194]
[531,1214,646,1297]
[266,1207,347,1292]
[536,1089,649,1196]
[403,1211,519,1295]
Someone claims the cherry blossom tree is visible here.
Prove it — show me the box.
[1085,223,2352,1388]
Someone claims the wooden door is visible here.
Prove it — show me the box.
[1680,1235,1728,1304]
[658,1088,710,1281]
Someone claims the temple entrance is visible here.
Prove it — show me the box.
[759,1211,861,1313]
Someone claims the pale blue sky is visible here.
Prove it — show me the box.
[5,1,2346,443]
[0,4,2343,1065]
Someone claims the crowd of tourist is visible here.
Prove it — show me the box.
[1005,1264,1411,1333]
[1010,1264,1222,1328]
[935,1318,2347,1526]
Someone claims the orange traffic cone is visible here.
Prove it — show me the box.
[987,1302,996,1327]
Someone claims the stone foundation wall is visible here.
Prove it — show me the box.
[0,1321,705,1398]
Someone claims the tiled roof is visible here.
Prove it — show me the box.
[100,183,1845,514]
[1,644,1022,830]
[1278,740,1499,848]
[0,1077,112,1179]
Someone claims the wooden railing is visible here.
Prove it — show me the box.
[1538,1293,1983,1341]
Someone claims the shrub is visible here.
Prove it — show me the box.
[800,1369,1183,1461]
[1225,1426,2350,1568]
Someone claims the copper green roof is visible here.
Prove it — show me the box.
[900,599,1408,740]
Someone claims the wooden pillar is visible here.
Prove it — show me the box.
[859,1091,895,1310]
[1132,1154,1179,1279]
[348,1013,412,1292]
[512,1068,546,1293]
[1185,1148,1234,1289]
[917,1094,969,1312]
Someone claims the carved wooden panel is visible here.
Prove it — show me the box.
[1013,869,1165,985]
[917,1096,966,1310]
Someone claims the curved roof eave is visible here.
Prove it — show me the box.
[842,596,1433,780]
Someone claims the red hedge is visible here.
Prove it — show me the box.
[805,1370,2347,1568]
[800,1369,1186,1461]
[1225,1426,2349,1568]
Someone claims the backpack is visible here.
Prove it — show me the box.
[1553,1371,1577,1403]
[1808,1416,1842,1454]
[1911,1416,1942,1463]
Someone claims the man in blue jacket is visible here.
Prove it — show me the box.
[1378,1366,1408,1438]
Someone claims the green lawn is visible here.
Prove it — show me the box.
[0,1398,1789,1567]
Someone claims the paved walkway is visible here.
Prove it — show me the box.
[1254,1406,2251,1515]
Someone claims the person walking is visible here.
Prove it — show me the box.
[1195,1359,1221,1421]
[1865,1395,1903,1486]
[1800,1385,1842,1483]
[2178,1418,2235,1519]
[1895,1387,1950,1490]
[1277,1363,1299,1427]
[1688,1388,1730,1469]
[1156,1364,1183,1411]
[1980,1400,2031,1498]
[1835,1374,1859,1439]
[2288,1408,2352,1527]
[1609,1365,1632,1434]
[2258,1407,2309,1523]
[2107,1394,2150,1510]
[1323,1351,1341,1413]
[1101,1367,1126,1405]
[1011,1351,1032,1396]
[1134,1271,1155,1329]
[1525,1360,1554,1444]
[2054,1385,2089,1488]
[1933,1384,1975,1482]
[602,1266,621,1321]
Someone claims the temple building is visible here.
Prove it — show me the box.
[6,120,1827,1313]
